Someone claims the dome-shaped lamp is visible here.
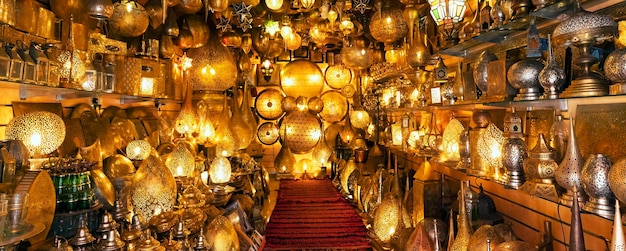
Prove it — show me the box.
[6,111,66,158]
[209,156,232,184]
[280,110,323,153]
[350,108,371,129]
[165,143,195,178]
[126,140,151,161]
[131,155,177,221]
[281,60,325,99]
[187,32,238,92]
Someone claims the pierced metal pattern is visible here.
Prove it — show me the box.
[257,122,280,145]
[254,88,285,120]
[319,90,348,123]
[575,104,626,162]
[581,154,614,219]
[442,118,465,162]
[609,158,626,206]
[279,111,322,154]
[6,111,66,157]
[131,156,177,222]
[325,65,352,89]
[555,116,584,205]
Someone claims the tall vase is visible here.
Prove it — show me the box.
[555,116,585,206]
[611,200,625,251]
[404,5,430,70]
[539,34,565,100]
[240,83,258,143]
[230,89,253,150]
[569,187,586,251]
[449,182,473,251]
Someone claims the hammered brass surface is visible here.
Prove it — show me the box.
[576,103,626,162]
[14,170,55,245]
[525,110,554,150]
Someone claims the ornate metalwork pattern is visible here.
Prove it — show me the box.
[576,104,626,161]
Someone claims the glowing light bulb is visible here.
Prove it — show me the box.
[126,1,133,12]
[30,133,41,147]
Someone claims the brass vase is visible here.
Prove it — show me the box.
[539,34,565,99]
[449,182,473,251]
[555,116,585,206]
[581,153,614,219]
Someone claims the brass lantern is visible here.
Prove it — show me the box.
[164,143,195,178]
[441,118,465,163]
[126,140,151,161]
[6,111,66,158]
[427,0,468,47]
[209,156,232,184]
[279,110,323,154]
[131,155,177,222]
[187,33,238,92]
[369,1,408,44]
[281,60,325,99]
[109,0,150,37]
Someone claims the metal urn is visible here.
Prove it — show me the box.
[581,153,614,219]
[552,5,618,98]
[507,58,545,101]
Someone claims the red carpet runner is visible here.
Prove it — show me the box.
[263,179,372,250]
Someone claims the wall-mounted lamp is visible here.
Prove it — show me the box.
[260,58,274,82]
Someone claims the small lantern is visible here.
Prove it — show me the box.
[5,111,66,158]
[0,42,11,80]
[29,43,50,85]
[126,140,151,161]
[209,156,232,184]
[17,43,36,84]
[5,43,24,82]
[165,143,195,178]
[81,58,98,91]
[103,55,116,92]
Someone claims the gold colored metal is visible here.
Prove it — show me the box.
[319,90,349,123]
[5,111,66,157]
[486,59,508,101]
[103,154,136,179]
[468,225,505,250]
[0,0,15,25]
[109,0,150,37]
[131,156,177,222]
[187,33,237,92]
[280,110,322,154]
[36,7,56,40]
[14,0,37,34]
[449,183,473,251]
[575,104,626,162]
[204,215,239,251]
[281,60,325,98]
[14,170,55,245]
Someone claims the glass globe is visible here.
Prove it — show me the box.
[165,143,195,177]
[210,156,232,184]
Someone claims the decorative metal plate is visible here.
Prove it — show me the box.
[576,103,626,161]
[257,122,280,145]
[254,88,285,120]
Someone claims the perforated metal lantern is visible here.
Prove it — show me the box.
[477,123,506,181]
[131,155,177,222]
[209,156,232,184]
[165,143,195,177]
[319,90,348,123]
[325,64,353,89]
[279,110,322,154]
[281,60,325,99]
[187,33,237,92]
[126,140,151,161]
[204,215,239,251]
[257,122,280,145]
[109,0,150,37]
[6,111,66,157]
[441,118,464,163]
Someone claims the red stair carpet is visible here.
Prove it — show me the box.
[263,178,372,250]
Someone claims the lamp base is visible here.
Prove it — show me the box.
[503,170,525,189]
[519,181,561,202]
[582,197,615,219]
[560,190,586,208]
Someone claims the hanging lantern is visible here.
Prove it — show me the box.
[241,84,258,139]
[209,156,232,184]
[319,90,349,123]
[350,109,371,129]
[109,0,150,37]
[257,122,280,145]
[285,33,302,51]
[174,80,199,136]
[187,32,237,92]
[281,60,325,99]
[307,97,324,114]
[126,140,151,160]
[274,142,296,174]
[265,0,284,11]
[230,90,253,150]
[369,2,408,44]
[131,155,177,222]
[477,123,506,181]
[340,115,358,145]
[325,64,352,89]
[280,110,322,153]
[312,129,333,167]
[165,143,195,177]
[214,96,239,157]
[6,111,66,158]
[373,193,405,245]
[254,88,285,120]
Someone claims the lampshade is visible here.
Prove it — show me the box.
[477,123,505,179]
[209,156,232,184]
[186,32,237,92]
[311,129,333,167]
[369,3,408,44]
[109,0,149,37]
[350,109,371,129]
[281,60,325,99]
[319,90,348,123]
[340,116,358,145]
[6,111,66,157]
[373,193,405,245]
[230,91,253,150]
[441,118,465,163]
[296,158,316,175]
[427,0,467,26]
[274,142,296,174]
[325,65,353,89]
[280,110,322,153]
[254,88,285,120]
[165,143,195,177]
[205,216,239,251]
[131,155,177,222]
[126,140,151,160]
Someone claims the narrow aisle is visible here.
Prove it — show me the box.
[263,179,372,250]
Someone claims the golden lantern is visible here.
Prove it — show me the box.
[369,2,408,44]
[6,111,66,158]
[214,96,239,157]
[240,84,258,142]
[373,193,407,245]
[131,155,177,222]
[281,96,297,114]
[340,158,358,195]
[340,116,358,145]
[280,110,322,153]
[312,129,333,167]
[109,0,149,37]
[205,215,239,251]
[441,118,464,163]
[254,88,285,120]
[165,143,195,178]
[174,99,199,137]
[477,123,506,180]
[230,91,253,150]
[296,158,316,177]
[196,100,217,146]
[281,60,325,99]
[265,0,284,11]
[319,90,348,123]
[350,108,371,129]
[307,97,324,114]
[126,140,151,161]
[325,64,352,89]
[285,33,302,51]
[209,156,232,184]
[186,32,237,92]
[58,16,85,85]
[274,142,296,174]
